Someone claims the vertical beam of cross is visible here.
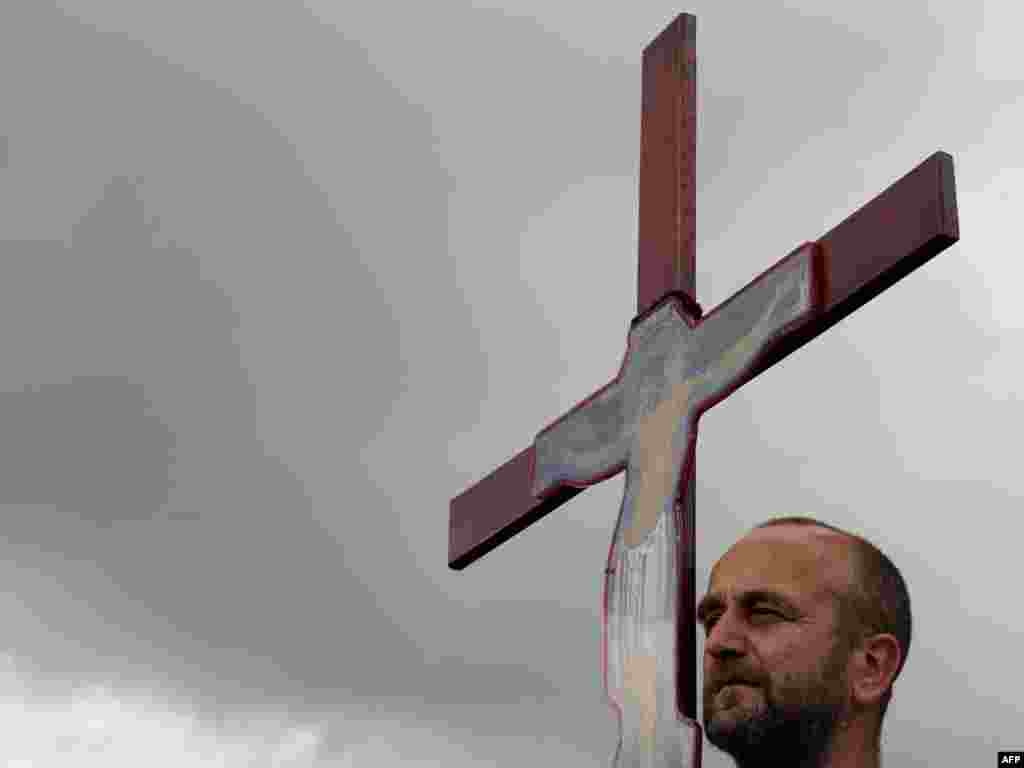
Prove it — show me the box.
[636,13,700,726]
[638,14,697,313]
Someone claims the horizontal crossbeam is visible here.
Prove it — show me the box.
[449,151,957,570]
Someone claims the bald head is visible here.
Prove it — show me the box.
[709,522,858,614]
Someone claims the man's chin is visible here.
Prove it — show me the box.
[713,684,761,710]
[704,691,845,765]
[705,689,760,731]
[704,703,774,758]
[704,711,747,747]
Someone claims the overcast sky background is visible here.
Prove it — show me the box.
[0,1,1020,765]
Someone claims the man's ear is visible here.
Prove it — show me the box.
[849,633,902,707]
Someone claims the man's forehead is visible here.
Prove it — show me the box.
[707,524,854,599]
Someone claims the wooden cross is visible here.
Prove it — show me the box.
[448,13,958,766]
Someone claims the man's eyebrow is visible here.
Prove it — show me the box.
[696,590,799,624]
[741,590,799,613]
[696,593,724,624]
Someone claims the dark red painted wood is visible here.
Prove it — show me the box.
[675,453,698,724]
[750,151,958,381]
[637,13,697,314]
[449,446,582,570]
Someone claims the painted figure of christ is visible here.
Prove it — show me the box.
[532,245,819,765]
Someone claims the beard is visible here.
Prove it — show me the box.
[702,637,850,768]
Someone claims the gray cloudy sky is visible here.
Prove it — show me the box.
[0,1,1020,765]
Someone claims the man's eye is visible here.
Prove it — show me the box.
[701,608,787,635]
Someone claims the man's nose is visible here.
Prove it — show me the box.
[703,610,748,660]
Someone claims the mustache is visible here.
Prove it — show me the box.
[706,670,765,692]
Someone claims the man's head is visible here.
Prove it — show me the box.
[698,517,911,767]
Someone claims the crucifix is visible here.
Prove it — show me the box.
[449,13,958,767]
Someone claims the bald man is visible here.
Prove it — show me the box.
[697,517,912,768]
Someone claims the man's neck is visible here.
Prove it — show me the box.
[821,717,880,768]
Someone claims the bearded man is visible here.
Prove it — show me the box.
[697,516,911,768]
